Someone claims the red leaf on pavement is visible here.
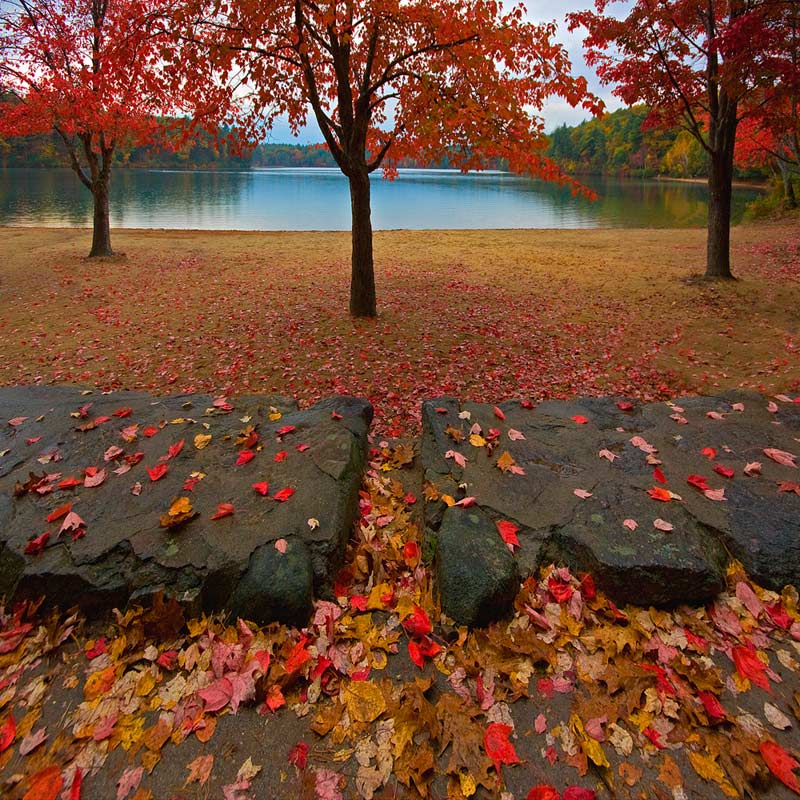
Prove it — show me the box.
[760,740,800,795]
[564,789,596,800]
[60,511,86,535]
[274,487,294,502]
[484,722,520,774]
[571,415,589,424]
[714,465,734,478]
[277,425,296,436]
[57,477,81,490]
[165,439,184,460]
[493,406,506,420]
[701,447,717,460]
[112,407,132,418]
[252,481,269,496]
[647,486,671,502]
[211,503,234,520]
[83,468,106,488]
[687,474,710,491]
[274,450,288,463]
[408,636,442,668]
[698,691,727,721]
[764,448,797,468]
[653,467,666,484]
[146,464,168,481]
[616,401,634,411]
[68,767,83,800]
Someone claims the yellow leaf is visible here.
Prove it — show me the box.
[84,665,117,702]
[194,433,212,450]
[459,770,477,797]
[441,494,456,507]
[469,434,486,447]
[496,450,517,473]
[687,751,738,797]
[268,407,282,422]
[367,582,393,610]
[342,681,386,723]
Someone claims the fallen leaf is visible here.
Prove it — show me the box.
[483,722,520,775]
[274,487,295,502]
[184,754,214,787]
[760,740,800,794]
[653,519,674,532]
[211,503,234,520]
[764,448,797,468]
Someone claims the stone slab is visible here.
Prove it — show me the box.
[0,386,372,622]
[421,392,800,620]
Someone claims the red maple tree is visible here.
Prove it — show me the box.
[0,0,188,257]
[569,0,795,280]
[172,0,601,316]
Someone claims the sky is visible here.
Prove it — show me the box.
[264,0,624,144]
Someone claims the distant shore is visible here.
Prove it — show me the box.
[654,174,770,190]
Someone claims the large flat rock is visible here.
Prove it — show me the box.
[0,386,372,623]
[421,392,800,620]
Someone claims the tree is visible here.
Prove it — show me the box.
[569,0,793,280]
[0,0,183,257]
[173,0,600,317]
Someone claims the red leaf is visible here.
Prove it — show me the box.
[68,767,83,800]
[274,450,288,463]
[165,439,184,460]
[146,464,168,482]
[548,576,573,604]
[571,415,589,424]
[701,447,717,460]
[484,722,520,774]
[497,519,520,550]
[616,401,634,411]
[285,639,311,673]
[760,740,800,795]
[402,604,432,638]
[714,465,734,478]
[493,406,506,420]
[23,765,63,800]
[112,408,132,418]
[274,487,294,502]
[211,503,234,520]
[564,789,596,800]
[698,691,727,721]
[252,481,269,496]
[288,741,308,770]
[331,411,342,420]
[653,467,666,484]
[83,468,107,488]
[46,503,72,523]
[647,486,671,502]
[143,426,159,438]
[687,474,710,491]
[277,425,296,436]
[732,645,771,692]
[57,477,81,490]
[296,444,310,452]
[0,714,15,752]
[407,636,442,668]
[24,532,50,556]
[527,788,560,800]
[236,450,255,466]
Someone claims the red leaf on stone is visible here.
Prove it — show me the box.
[616,401,634,411]
[26,436,42,445]
[143,426,159,437]
[408,636,442,668]
[493,406,506,420]
[527,788,560,800]
[571,415,589,424]
[484,722,520,774]
[296,444,310,452]
[402,605,432,638]
[83,468,106,488]
[0,714,15,752]
[760,741,800,795]
[166,440,184,460]
[46,503,72,523]
[24,532,50,556]
[647,486,671,502]
[714,465,734,478]
[497,520,520,550]
[146,464,168,481]
[274,487,294,502]
[687,474,709,491]
[274,451,288,463]
[277,425,296,436]
[57,477,81,490]
[112,408,132,418]
[701,447,717,460]
[236,450,255,466]
[252,482,269,496]
[732,645,771,692]
[60,511,85,535]
[564,789,596,800]
[778,482,800,495]
[698,691,727,721]
[764,448,797,468]
[331,411,342,420]
[653,467,667,484]
[211,503,234,520]
[288,741,308,770]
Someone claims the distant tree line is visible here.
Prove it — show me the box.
[545,105,770,182]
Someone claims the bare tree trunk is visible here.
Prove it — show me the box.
[778,160,797,208]
[705,111,737,280]
[348,169,376,317]
[89,174,113,257]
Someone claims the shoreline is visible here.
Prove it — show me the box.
[654,174,770,190]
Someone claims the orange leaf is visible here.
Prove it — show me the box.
[23,766,63,800]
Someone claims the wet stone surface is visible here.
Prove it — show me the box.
[421,392,800,623]
[0,386,372,623]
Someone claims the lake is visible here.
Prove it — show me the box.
[0,167,763,230]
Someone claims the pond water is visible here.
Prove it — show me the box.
[0,167,762,230]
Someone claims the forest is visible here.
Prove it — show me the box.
[0,106,772,181]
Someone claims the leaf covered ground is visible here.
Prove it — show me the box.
[0,224,798,438]
[2,445,800,800]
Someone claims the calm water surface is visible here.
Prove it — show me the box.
[0,167,762,230]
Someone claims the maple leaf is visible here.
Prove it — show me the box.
[184,754,214,787]
[116,766,143,800]
[289,741,309,770]
[496,450,524,475]
[24,531,50,556]
[445,449,467,468]
[60,511,86,535]
[527,788,560,800]
[484,722,520,775]
[764,448,797,467]
[252,481,269,495]
[647,486,671,502]
[23,765,63,800]
[732,645,771,691]
[0,714,15,752]
[211,503,234,520]
[236,450,255,465]
[497,519,520,550]
[274,487,294,502]
[573,488,592,499]
[83,468,106,488]
[146,463,168,481]
[778,481,800,495]
[760,741,800,795]
[571,415,589,424]
[408,636,442,668]
[653,519,674,532]
[402,604,432,638]
[160,496,198,529]
[277,424,296,435]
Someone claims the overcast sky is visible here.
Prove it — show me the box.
[265,0,623,144]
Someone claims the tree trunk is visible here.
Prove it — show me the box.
[779,160,797,208]
[89,175,113,257]
[705,147,735,280]
[348,170,376,317]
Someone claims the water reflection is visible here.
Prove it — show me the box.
[0,167,761,230]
